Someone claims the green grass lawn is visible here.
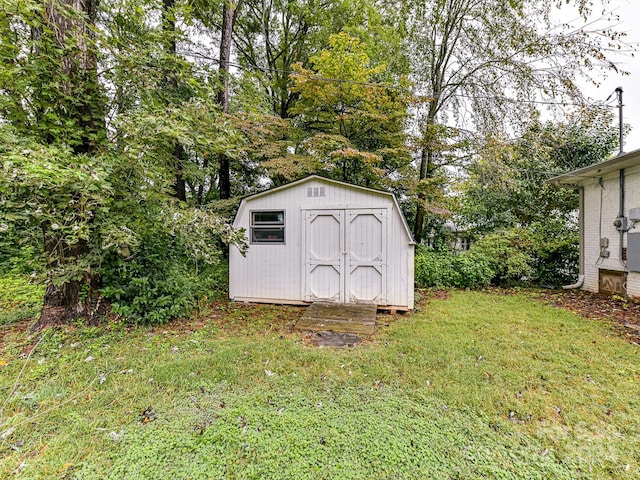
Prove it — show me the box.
[1,290,639,479]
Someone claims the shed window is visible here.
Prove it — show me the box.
[251,210,285,244]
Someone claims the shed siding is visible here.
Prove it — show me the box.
[230,178,414,308]
[581,164,640,296]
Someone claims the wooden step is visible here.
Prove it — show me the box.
[296,302,377,335]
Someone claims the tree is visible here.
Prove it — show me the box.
[234,0,355,119]
[0,0,247,325]
[162,0,189,201]
[459,108,619,285]
[282,33,410,188]
[233,0,408,119]
[0,0,108,325]
[407,0,630,240]
[461,108,619,232]
[216,0,243,199]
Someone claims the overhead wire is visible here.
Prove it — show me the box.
[181,49,617,110]
[182,48,623,180]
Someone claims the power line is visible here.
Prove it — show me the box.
[182,49,617,110]
[183,50,401,90]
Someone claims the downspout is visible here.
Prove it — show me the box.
[563,186,585,290]
[563,275,584,290]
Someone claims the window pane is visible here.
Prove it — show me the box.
[252,211,284,224]
[251,227,285,243]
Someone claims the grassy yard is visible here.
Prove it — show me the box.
[0,289,639,479]
[0,276,44,326]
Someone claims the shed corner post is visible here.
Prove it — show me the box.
[579,186,585,277]
[408,243,415,310]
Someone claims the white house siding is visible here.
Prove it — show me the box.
[581,164,640,296]
[229,177,414,309]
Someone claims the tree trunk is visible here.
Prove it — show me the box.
[217,0,242,199]
[173,143,187,201]
[197,154,210,205]
[162,0,187,201]
[40,228,104,327]
[413,147,433,241]
[36,0,106,327]
[42,0,104,155]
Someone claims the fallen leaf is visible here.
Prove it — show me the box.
[140,406,156,423]
[1,427,16,440]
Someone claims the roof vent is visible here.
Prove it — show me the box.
[306,186,325,197]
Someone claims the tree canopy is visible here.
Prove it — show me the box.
[0,0,631,324]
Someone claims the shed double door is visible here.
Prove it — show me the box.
[303,209,387,304]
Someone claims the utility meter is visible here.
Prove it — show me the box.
[614,216,628,232]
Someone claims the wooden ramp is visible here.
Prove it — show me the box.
[296,302,377,335]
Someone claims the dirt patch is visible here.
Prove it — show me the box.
[306,331,363,347]
[536,289,640,345]
[0,320,33,353]
[414,289,449,311]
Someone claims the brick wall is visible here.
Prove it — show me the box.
[581,164,640,297]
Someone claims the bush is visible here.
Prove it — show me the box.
[0,223,43,276]
[415,247,494,289]
[100,231,227,325]
[416,226,580,290]
[530,221,579,287]
[96,198,244,325]
[470,228,534,286]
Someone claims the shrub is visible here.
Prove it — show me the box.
[101,235,192,324]
[454,250,494,288]
[530,221,579,287]
[470,228,534,286]
[415,225,579,290]
[100,230,228,325]
[415,247,494,289]
[0,223,43,276]
[96,198,244,325]
[0,275,45,325]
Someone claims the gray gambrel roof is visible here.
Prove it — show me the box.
[235,175,416,244]
[549,148,640,188]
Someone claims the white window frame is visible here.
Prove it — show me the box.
[250,210,285,244]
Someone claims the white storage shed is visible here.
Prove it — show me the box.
[229,176,415,310]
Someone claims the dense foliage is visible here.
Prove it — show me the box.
[416,225,580,289]
[0,0,630,323]
[415,246,494,289]
[415,229,534,289]
[452,110,618,288]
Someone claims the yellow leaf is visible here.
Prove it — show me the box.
[57,462,73,473]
